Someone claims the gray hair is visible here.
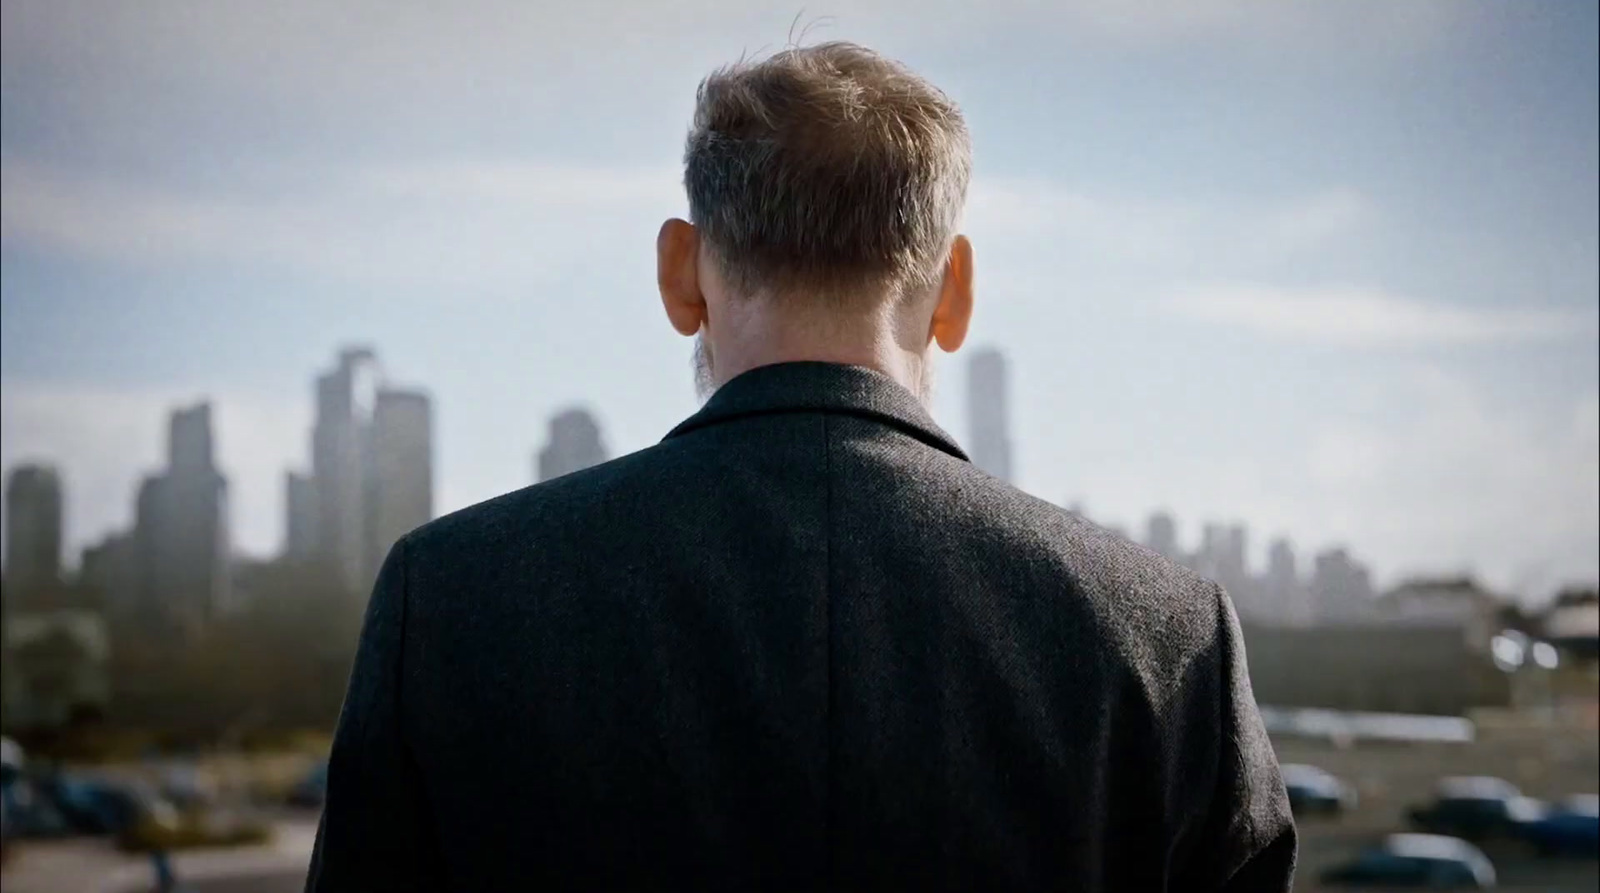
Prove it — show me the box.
[684,42,972,305]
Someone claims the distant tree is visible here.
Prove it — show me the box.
[1553,586,1599,609]
[106,557,365,742]
[1495,602,1538,635]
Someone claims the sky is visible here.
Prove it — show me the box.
[1,0,1596,603]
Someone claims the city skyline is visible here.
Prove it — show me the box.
[0,432,1537,625]
[2,344,1591,611]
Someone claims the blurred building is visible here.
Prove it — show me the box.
[1219,524,1251,605]
[131,402,232,637]
[1144,511,1181,562]
[1310,547,1376,625]
[79,532,137,614]
[1374,576,1501,651]
[537,408,608,483]
[966,347,1014,483]
[369,388,434,566]
[0,609,111,732]
[4,463,64,593]
[312,347,383,592]
[1190,521,1258,616]
[1544,587,1599,660]
[284,470,318,561]
[1242,622,1513,716]
[1260,537,1306,626]
[1540,588,1600,712]
[1192,523,1223,578]
[299,347,435,592]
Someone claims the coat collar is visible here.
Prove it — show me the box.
[663,362,969,462]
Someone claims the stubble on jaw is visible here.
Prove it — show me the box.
[693,333,716,403]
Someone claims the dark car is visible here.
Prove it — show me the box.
[1517,794,1599,858]
[37,773,149,836]
[1282,763,1357,817]
[288,760,328,808]
[1408,776,1544,841]
[1321,833,1496,889]
[0,776,72,839]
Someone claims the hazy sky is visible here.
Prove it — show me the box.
[2,0,1596,601]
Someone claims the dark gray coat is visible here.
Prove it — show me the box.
[307,361,1295,892]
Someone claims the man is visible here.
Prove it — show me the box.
[308,41,1295,892]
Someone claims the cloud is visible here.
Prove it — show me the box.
[358,161,682,206]
[1033,0,1464,53]
[7,155,1380,296]
[966,180,1374,271]
[1162,282,1596,348]
[0,2,1477,184]
[0,382,307,562]
[1300,369,1598,594]
[1,157,683,288]
[1,0,1467,95]
[1064,368,1598,598]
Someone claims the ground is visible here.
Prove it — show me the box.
[3,725,1595,891]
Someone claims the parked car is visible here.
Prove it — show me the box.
[0,737,21,849]
[36,773,149,836]
[118,799,272,853]
[287,760,328,808]
[1320,833,1496,888]
[0,737,22,783]
[1408,776,1544,841]
[1281,763,1357,816]
[0,775,72,838]
[1516,794,1599,857]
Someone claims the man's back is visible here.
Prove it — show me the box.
[308,362,1295,891]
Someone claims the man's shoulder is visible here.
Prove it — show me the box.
[400,432,1222,644]
[902,457,1217,610]
[403,442,676,559]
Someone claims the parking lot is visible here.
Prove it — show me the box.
[1279,727,1599,891]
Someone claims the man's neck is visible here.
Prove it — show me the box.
[709,306,929,397]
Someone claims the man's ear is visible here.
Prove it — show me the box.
[657,219,705,337]
[929,235,973,352]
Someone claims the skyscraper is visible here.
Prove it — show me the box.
[79,532,136,614]
[1311,547,1376,625]
[369,388,433,570]
[132,401,231,636]
[311,347,381,592]
[1261,537,1302,626]
[1144,511,1180,561]
[169,403,215,474]
[967,347,1014,483]
[1221,524,1248,582]
[1195,522,1226,579]
[298,348,435,593]
[3,464,63,593]
[1191,521,1257,615]
[284,471,318,562]
[537,408,609,483]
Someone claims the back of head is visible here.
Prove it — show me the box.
[684,42,972,306]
